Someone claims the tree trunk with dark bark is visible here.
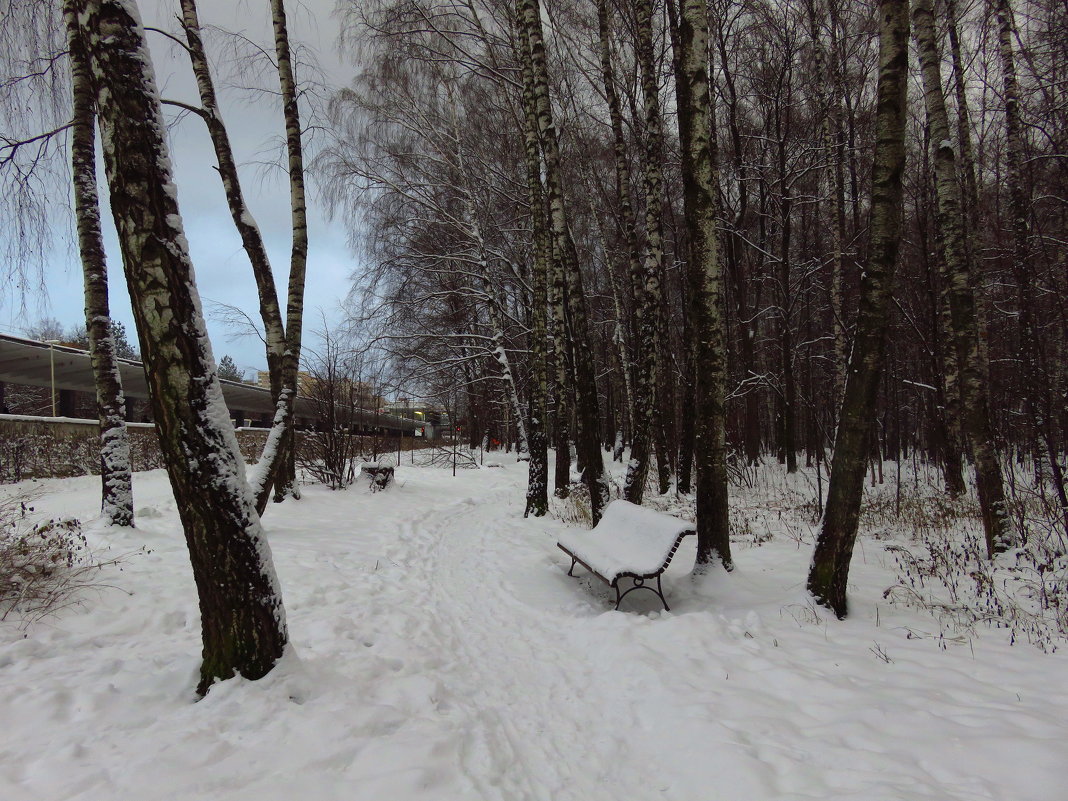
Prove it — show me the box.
[914,0,1011,555]
[64,0,134,528]
[624,0,668,505]
[80,0,287,695]
[678,0,732,569]
[520,47,549,516]
[807,0,908,617]
[517,0,608,522]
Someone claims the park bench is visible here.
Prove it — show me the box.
[556,499,695,612]
[360,462,394,491]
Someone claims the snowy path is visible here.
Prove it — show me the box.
[385,486,659,800]
[1,462,1065,800]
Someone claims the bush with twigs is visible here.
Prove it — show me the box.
[881,473,1068,652]
[0,495,133,625]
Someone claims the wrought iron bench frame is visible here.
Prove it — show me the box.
[557,527,695,612]
[360,463,394,491]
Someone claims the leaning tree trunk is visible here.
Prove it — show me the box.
[64,0,134,528]
[178,0,289,480]
[517,0,608,522]
[249,0,310,512]
[678,0,732,569]
[807,0,908,618]
[446,89,530,461]
[913,0,1012,556]
[80,0,287,695]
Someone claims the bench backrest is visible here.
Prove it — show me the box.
[558,499,694,581]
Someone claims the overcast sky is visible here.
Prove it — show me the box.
[0,0,357,382]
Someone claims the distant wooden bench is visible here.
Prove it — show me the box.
[556,499,695,611]
[360,462,394,491]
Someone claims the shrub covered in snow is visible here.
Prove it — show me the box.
[297,430,364,490]
[881,481,1068,652]
[0,497,127,625]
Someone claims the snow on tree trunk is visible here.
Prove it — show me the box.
[595,0,639,460]
[178,0,287,417]
[251,0,309,513]
[64,0,133,528]
[677,0,732,569]
[80,0,287,695]
[807,0,908,617]
[517,0,608,523]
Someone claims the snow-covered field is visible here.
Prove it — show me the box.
[1,458,1064,801]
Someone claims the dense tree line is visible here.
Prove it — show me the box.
[323,0,1066,610]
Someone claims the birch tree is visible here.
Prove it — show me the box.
[516,0,609,523]
[78,0,287,695]
[807,0,908,617]
[63,0,134,528]
[912,0,1011,556]
[623,0,669,504]
[678,0,732,569]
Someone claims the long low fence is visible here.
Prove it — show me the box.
[0,416,422,483]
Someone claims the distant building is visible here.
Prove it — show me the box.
[256,370,316,395]
[256,371,388,411]
[384,398,448,438]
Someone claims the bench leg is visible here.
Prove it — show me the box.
[614,575,670,612]
[567,557,578,577]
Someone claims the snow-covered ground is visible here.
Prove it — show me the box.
[1,458,1064,801]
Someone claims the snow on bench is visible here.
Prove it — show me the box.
[556,499,695,611]
[360,462,394,491]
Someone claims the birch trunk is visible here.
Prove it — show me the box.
[178,0,287,412]
[678,0,732,568]
[80,0,287,695]
[519,33,549,516]
[517,0,608,522]
[443,85,530,461]
[64,0,133,528]
[258,0,309,511]
[914,0,1011,555]
[550,232,572,498]
[807,0,908,617]
[624,0,668,504]
[993,0,1068,534]
[595,0,638,451]
[945,0,990,384]
[665,0,695,489]
[178,0,303,514]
